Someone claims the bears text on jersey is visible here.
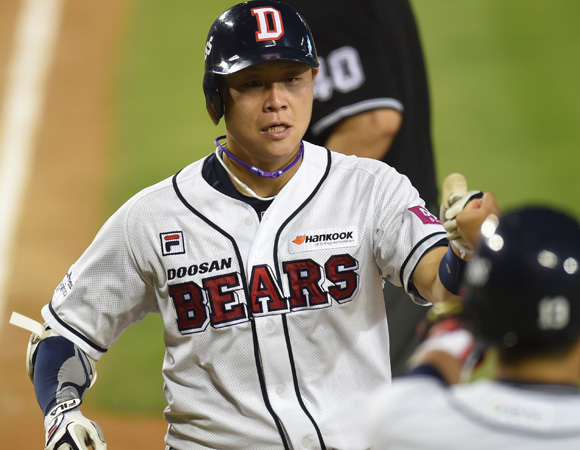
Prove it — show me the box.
[168,253,360,334]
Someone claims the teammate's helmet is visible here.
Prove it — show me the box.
[203,1,318,124]
[462,206,580,350]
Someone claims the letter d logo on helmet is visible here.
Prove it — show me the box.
[252,7,285,41]
[203,1,318,125]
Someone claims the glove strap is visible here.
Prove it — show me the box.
[45,398,82,436]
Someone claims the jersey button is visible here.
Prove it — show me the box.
[302,438,311,448]
[265,321,274,332]
[276,384,285,395]
[244,216,253,226]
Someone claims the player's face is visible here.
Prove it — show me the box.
[221,60,318,170]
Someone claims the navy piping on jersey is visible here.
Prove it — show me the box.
[172,168,291,448]
[251,319,291,450]
[202,152,273,219]
[47,302,108,354]
[400,234,447,300]
[172,166,250,275]
[282,315,327,449]
[270,148,333,449]
[171,167,251,299]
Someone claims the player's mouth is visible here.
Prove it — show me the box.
[262,123,290,135]
[265,125,287,132]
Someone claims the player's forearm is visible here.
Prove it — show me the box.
[324,109,402,159]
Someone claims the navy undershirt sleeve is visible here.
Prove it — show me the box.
[33,336,91,415]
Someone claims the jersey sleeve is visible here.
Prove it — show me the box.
[41,194,159,361]
[373,165,446,305]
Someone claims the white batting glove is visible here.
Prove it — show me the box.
[440,190,483,259]
[45,401,106,450]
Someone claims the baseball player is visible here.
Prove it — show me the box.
[367,206,580,449]
[285,0,440,376]
[12,2,498,449]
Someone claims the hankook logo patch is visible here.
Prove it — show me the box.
[289,227,358,254]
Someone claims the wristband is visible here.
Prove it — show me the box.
[438,245,466,295]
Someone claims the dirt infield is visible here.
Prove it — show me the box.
[0,0,167,447]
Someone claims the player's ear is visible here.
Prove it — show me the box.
[311,67,319,82]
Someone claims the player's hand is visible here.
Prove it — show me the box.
[455,192,501,252]
[407,312,475,384]
[440,190,483,259]
[45,407,106,450]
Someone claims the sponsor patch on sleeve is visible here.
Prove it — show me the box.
[54,270,75,301]
[408,206,441,225]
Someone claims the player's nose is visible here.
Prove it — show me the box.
[263,83,288,112]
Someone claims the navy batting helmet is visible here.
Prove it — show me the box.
[203,1,318,125]
[462,206,580,349]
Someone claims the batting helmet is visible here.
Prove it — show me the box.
[462,206,580,350]
[203,1,318,124]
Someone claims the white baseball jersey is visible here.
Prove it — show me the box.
[368,376,580,449]
[42,142,445,449]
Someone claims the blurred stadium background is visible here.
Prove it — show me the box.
[1,0,579,446]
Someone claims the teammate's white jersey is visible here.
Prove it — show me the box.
[368,376,580,450]
[42,142,445,450]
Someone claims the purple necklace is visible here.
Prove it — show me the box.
[214,135,304,179]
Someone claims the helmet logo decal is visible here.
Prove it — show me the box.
[251,7,285,42]
[537,296,570,330]
[204,35,213,61]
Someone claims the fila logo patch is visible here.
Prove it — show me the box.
[408,206,441,225]
[161,231,185,256]
[251,7,284,41]
[289,227,358,254]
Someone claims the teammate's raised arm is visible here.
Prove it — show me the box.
[368,206,580,450]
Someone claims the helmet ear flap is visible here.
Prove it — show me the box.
[203,72,223,125]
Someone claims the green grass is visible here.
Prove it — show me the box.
[91,0,580,414]
[414,0,580,215]
[106,0,230,207]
